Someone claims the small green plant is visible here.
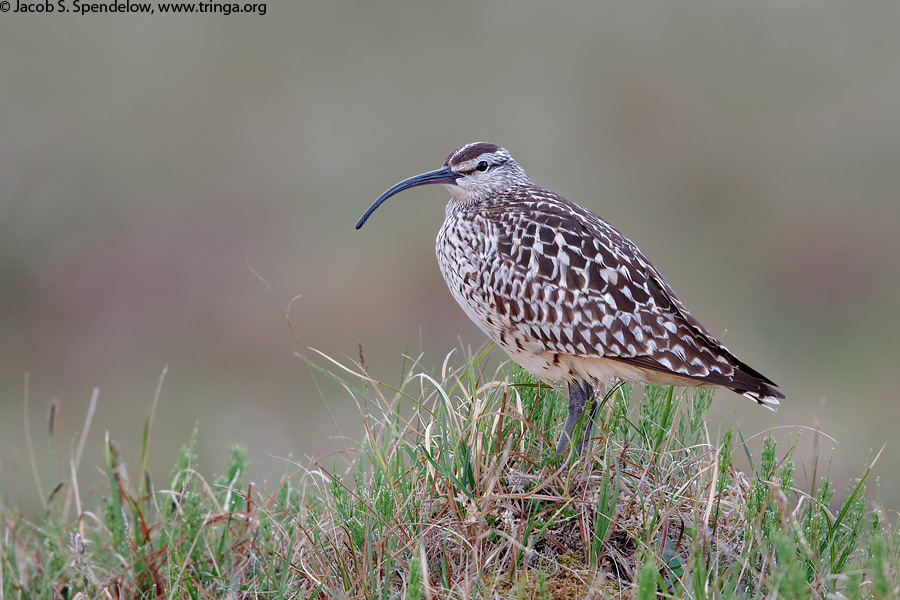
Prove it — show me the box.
[0,348,896,598]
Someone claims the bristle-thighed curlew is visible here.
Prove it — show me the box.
[356,142,784,455]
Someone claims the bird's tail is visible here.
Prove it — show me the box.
[730,361,785,409]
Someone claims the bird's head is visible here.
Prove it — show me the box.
[356,142,531,229]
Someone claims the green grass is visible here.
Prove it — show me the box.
[1,347,898,599]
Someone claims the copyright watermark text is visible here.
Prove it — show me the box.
[0,0,266,15]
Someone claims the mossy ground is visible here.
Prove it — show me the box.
[1,348,897,598]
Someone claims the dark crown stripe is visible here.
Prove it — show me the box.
[445,142,502,167]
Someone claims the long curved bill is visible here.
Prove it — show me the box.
[356,166,461,229]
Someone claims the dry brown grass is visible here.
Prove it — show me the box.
[1,350,896,598]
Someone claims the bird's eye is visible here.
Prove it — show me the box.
[475,161,489,172]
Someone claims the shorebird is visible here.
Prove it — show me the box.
[356,142,784,455]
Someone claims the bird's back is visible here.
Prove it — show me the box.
[436,184,783,405]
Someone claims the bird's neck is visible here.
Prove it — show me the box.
[446,181,529,208]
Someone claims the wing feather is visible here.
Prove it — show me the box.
[478,187,782,399]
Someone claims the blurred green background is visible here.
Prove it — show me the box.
[1,1,899,511]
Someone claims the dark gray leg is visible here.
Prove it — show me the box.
[577,381,599,455]
[556,380,597,455]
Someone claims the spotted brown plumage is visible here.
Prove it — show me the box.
[356,142,784,455]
